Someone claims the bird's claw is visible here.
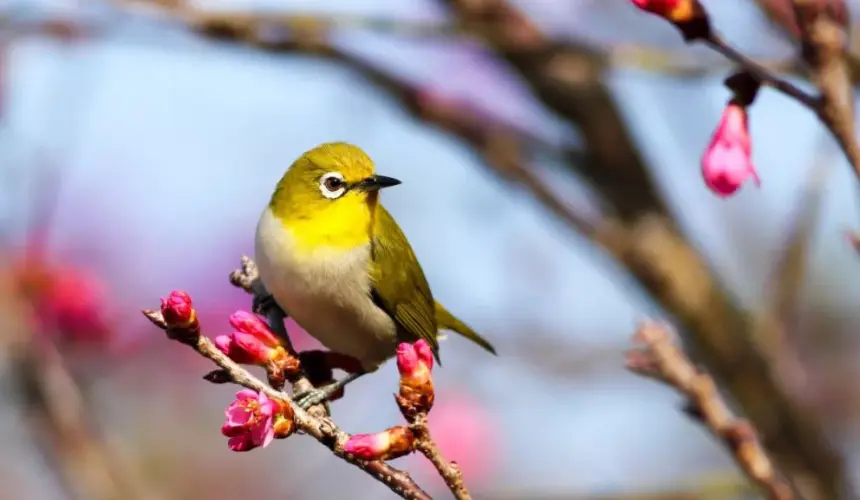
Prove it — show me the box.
[294,387,335,410]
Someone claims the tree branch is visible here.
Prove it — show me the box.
[791,0,860,182]
[625,322,794,500]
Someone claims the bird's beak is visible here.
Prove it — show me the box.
[355,175,402,192]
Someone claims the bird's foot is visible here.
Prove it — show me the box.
[294,384,343,410]
[293,371,365,410]
[252,293,277,315]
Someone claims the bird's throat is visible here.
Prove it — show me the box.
[279,197,375,255]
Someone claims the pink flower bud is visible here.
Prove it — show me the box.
[160,290,195,328]
[229,311,281,348]
[395,340,435,418]
[701,102,760,197]
[396,339,433,382]
[215,331,289,367]
[343,426,415,461]
[214,334,255,364]
[221,389,278,452]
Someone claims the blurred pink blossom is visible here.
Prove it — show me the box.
[12,252,114,347]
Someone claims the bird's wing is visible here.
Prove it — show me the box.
[369,206,441,363]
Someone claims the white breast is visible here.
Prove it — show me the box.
[254,207,397,371]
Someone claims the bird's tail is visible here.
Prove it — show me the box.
[434,301,497,355]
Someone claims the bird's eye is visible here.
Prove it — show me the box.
[324,176,343,191]
[319,172,347,199]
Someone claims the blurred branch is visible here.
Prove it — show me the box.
[164,5,600,238]
[2,291,156,500]
[790,0,860,183]
[753,0,860,82]
[435,0,669,220]
[753,138,834,367]
[625,322,794,500]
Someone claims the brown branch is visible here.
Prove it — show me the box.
[625,322,794,500]
[411,414,470,500]
[753,138,834,365]
[791,0,860,182]
[142,290,432,500]
[703,33,819,108]
[1,293,156,500]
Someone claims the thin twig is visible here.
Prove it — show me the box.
[141,303,432,500]
[703,33,820,109]
[625,322,793,500]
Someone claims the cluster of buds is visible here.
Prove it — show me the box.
[342,340,435,461]
[215,311,301,389]
[630,0,711,41]
[160,290,200,343]
[221,389,295,452]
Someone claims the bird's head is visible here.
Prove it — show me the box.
[268,142,401,249]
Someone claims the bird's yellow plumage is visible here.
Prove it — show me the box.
[269,143,378,255]
[255,142,496,409]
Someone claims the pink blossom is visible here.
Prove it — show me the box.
[221,389,276,452]
[160,290,195,327]
[701,103,759,197]
[343,426,415,461]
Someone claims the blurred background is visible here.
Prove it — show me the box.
[3,0,860,498]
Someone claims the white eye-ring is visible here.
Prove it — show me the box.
[319,172,347,199]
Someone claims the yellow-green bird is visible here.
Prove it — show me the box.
[254,142,496,408]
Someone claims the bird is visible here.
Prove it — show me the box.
[254,142,496,409]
